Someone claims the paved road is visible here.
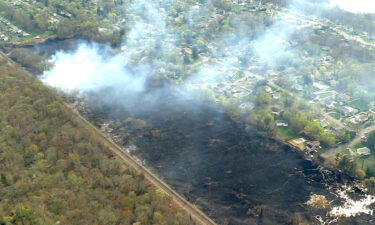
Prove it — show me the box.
[318,108,345,129]
[283,11,375,49]
[62,102,217,225]
[321,124,375,159]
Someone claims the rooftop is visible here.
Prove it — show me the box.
[357,147,371,156]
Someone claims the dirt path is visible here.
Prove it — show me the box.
[61,102,217,225]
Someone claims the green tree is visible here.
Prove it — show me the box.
[254,90,272,106]
[0,173,9,186]
[338,155,356,175]
[366,131,375,151]
[303,121,323,138]
[319,133,336,148]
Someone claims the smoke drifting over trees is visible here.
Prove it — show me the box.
[41,0,313,98]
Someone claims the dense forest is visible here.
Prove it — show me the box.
[0,55,193,224]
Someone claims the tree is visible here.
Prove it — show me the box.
[259,112,276,136]
[5,205,42,225]
[338,155,356,174]
[303,121,323,138]
[319,133,336,148]
[98,208,118,225]
[0,15,194,225]
[183,54,191,65]
[283,110,308,133]
[0,173,9,186]
[302,73,313,85]
[57,19,75,37]
[254,90,272,106]
[192,46,199,60]
[9,48,48,74]
[366,131,375,151]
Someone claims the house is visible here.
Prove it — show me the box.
[336,93,351,104]
[324,101,337,110]
[264,86,273,93]
[306,141,321,151]
[330,80,338,87]
[289,138,306,151]
[239,102,254,111]
[350,112,369,125]
[313,82,329,91]
[267,70,279,77]
[323,55,334,62]
[272,92,281,100]
[276,120,288,127]
[340,106,358,117]
[357,147,371,156]
[319,119,329,128]
[271,107,282,116]
[292,83,303,92]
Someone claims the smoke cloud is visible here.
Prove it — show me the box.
[42,44,148,94]
[40,0,372,109]
[330,0,375,13]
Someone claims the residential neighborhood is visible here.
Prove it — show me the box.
[180,1,375,171]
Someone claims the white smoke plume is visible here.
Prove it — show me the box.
[41,0,176,99]
[42,43,148,94]
[40,0,374,106]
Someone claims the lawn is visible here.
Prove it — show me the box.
[349,99,369,111]
[318,92,334,99]
[277,126,298,141]
[328,111,341,120]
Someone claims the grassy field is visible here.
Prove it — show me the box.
[318,92,334,99]
[276,126,298,141]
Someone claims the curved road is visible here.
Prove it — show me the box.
[321,124,375,159]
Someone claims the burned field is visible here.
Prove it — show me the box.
[21,38,375,225]
[68,88,372,225]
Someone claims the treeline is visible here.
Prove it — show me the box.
[321,8,375,35]
[0,55,194,224]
